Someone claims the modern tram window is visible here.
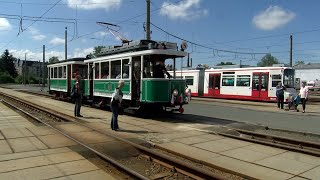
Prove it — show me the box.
[284,69,295,88]
[101,62,109,79]
[94,63,100,79]
[185,76,194,85]
[236,75,251,87]
[222,75,235,86]
[261,75,268,89]
[271,74,282,87]
[252,75,259,90]
[209,76,214,88]
[111,60,121,79]
[215,76,220,88]
[122,59,130,79]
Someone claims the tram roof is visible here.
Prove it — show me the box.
[84,49,188,63]
[47,58,86,67]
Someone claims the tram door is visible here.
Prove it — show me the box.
[252,72,269,99]
[208,74,221,96]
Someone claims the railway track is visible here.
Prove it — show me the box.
[0,91,245,180]
[9,89,320,155]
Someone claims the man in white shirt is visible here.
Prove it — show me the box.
[299,82,309,113]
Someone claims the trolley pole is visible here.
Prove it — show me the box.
[146,0,151,40]
[42,45,45,87]
[290,34,293,67]
[65,27,67,60]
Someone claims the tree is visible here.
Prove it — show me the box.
[93,46,106,56]
[295,60,305,65]
[257,54,279,67]
[216,61,235,66]
[0,49,18,78]
[49,56,59,64]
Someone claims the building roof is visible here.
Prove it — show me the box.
[294,63,320,69]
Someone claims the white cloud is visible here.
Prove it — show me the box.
[73,47,94,57]
[50,37,65,45]
[0,18,11,31]
[66,0,121,11]
[9,47,94,61]
[32,35,46,41]
[253,6,295,31]
[95,31,109,37]
[160,0,208,20]
[28,27,39,35]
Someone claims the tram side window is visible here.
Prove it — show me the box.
[50,68,54,79]
[236,75,251,87]
[111,60,121,79]
[185,76,194,85]
[54,67,58,78]
[122,59,129,79]
[80,66,88,79]
[222,75,235,86]
[62,66,66,78]
[95,63,100,79]
[101,62,109,79]
[58,67,63,78]
[272,74,282,87]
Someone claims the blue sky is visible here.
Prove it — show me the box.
[0,0,320,67]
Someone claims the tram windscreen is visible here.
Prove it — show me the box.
[283,69,295,88]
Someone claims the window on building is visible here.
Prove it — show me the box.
[95,63,100,79]
[111,60,121,79]
[236,75,251,87]
[222,75,235,86]
[185,76,194,85]
[101,62,109,79]
[122,59,129,79]
[272,74,282,87]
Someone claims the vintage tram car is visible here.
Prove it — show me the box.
[47,40,188,113]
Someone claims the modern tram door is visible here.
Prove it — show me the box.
[208,74,221,96]
[252,72,269,99]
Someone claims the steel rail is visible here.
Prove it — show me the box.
[0,91,229,180]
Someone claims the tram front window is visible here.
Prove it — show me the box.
[283,69,295,88]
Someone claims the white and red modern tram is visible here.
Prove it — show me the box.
[170,67,296,102]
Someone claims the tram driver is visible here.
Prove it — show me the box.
[154,59,172,79]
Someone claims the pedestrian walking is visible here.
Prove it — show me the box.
[73,74,83,117]
[110,80,124,131]
[276,82,286,109]
[299,82,309,113]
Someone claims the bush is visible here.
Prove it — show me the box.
[15,75,23,84]
[0,72,15,84]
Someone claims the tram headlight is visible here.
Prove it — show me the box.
[173,89,179,96]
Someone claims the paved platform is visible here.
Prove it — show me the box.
[1,87,320,179]
[0,99,116,179]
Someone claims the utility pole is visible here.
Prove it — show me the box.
[42,45,45,88]
[24,53,26,85]
[146,0,151,40]
[290,34,293,67]
[65,27,67,60]
[240,59,242,68]
[38,60,40,86]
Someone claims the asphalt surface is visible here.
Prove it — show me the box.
[181,101,320,135]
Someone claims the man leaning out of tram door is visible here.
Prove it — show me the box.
[154,59,172,79]
[276,82,286,109]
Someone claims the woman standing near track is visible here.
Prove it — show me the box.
[299,82,309,113]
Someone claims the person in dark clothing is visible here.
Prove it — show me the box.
[153,60,172,79]
[74,74,83,117]
[276,82,286,109]
[110,80,124,131]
